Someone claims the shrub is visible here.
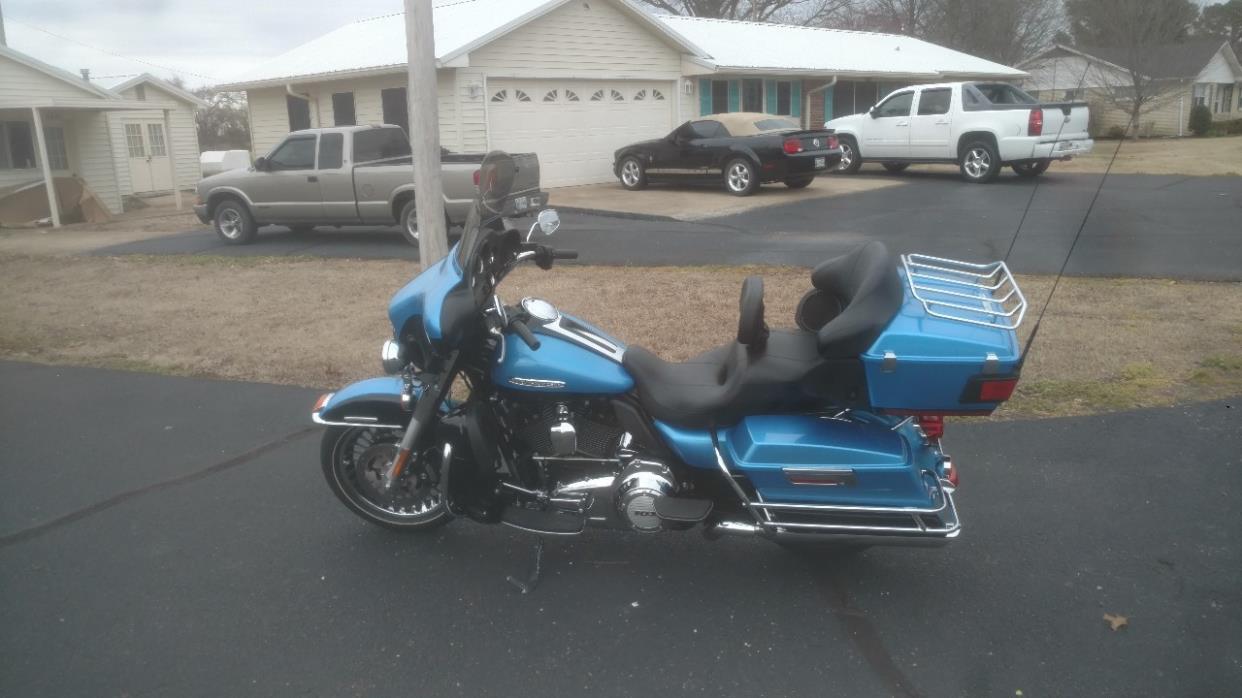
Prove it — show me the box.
[1223,118,1242,135]
[1106,125,1127,139]
[1188,104,1212,136]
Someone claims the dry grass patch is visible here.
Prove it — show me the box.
[1051,135,1242,177]
[1,254,1238,419]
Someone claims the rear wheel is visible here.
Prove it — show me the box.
[399,199,456,247]
[835,136,862,175]
[321,426,451,531]
[723,158,759,196]
[784,176,814,189]
[882,162,910,174]
[1012,159,1051,177]
[959,140,1001,183]
[212,200,257,245]
[618,156,647,190]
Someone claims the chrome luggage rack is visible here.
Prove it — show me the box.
[900,253,1027,330]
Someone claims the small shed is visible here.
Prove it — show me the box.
[100,74,207,195]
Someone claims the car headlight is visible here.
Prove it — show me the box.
[380,339,404,374]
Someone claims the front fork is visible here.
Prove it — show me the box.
[384,351,459,489]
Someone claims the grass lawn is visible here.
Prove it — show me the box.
[1,254,1239,420]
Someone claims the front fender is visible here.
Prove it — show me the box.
[313,376,417,429]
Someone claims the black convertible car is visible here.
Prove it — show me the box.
[613,113,842,196]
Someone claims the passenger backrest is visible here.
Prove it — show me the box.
[809,242,904,358]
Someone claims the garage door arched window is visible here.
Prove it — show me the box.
[634,90,647,101]
[652,89,665,101]
[590,90,605,101]
[565,90,580,102]
[515,90,532,102]
[491,89,508,103]
[610,89,625,101]
[543,89,559,102]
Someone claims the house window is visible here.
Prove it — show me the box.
[711,79,729,113]
[0,121,37,169]
[381,87,408,134]
[652,89,664,101]
[124,123,146,158]
[742,79,763,112]
[332,92,356,126]
[776,81,793,115]
[1192,83,1207,106]
[46,126,69,170]
[1221,84,1234,114]
[287,94,311,131]
[146,124,167,157]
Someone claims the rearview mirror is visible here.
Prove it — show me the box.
[254,156,268,171]
[537,209,561,236]
[868,108,878,119]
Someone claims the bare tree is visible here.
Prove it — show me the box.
[193,88,251,151]
[636,0,854,24]
[1194,0,1242,49]
[1064,0,1199,136]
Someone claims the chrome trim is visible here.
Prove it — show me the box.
[900,253,1028,330]
[344,415,379,423]
[882,350,897,373]
[311,411,404,430]
[782,467,856,487]
[539,316,625,363]
[520,297,560,322]
[710,433,766,526]
[381,339,404,374]
[707,520,958,547]
[752,496,949,515]
[508,377,567,389]
[890,416,914,431]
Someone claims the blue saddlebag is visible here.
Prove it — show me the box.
[721,415,940,508]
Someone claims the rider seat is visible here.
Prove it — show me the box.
[622,242,903,427]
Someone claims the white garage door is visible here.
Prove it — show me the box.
[487,80,676,188]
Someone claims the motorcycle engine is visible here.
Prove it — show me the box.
[615,459,676,533]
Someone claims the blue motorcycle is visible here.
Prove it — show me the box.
[313,152,1027,555]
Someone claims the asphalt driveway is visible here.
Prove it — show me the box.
[2,360,1238,697]
[95,172,1242,280]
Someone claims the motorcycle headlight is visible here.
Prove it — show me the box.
[380,339,404,374]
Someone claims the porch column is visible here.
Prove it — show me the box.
[163,109,182,209]
[30,106,61,228]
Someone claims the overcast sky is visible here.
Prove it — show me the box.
[2,0,406,88]
[2,0,1230,90]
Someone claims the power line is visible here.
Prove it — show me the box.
[9,18,219,81]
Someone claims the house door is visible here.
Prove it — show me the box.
[124,121,174,193]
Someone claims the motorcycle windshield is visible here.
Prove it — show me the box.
[455,151,519,271]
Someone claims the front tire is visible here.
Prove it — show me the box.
[723,158,759,196]
[1012,159,1051,178]
[618,156,647,190]
[213,200,257,245]
[321,426,451,531]
[959,140,1001,183]
[784,176,814,189]
[835,136,862,175]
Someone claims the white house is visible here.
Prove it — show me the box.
[218,0,1024,188]
[0,45,204,226]
[1020,40,1242,137]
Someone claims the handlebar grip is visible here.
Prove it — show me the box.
[552,249,579,260]
[510,319,540,350]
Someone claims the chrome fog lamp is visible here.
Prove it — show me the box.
[380,339,405,374]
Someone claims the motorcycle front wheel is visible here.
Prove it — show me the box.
[321,426,451,531]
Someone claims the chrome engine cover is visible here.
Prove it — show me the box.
[615,459,675,533]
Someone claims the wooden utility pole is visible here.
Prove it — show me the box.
[404,0,449,266]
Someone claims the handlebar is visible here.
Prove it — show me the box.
[509,318,540,350]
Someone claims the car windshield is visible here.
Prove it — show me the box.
[455,151,518,269]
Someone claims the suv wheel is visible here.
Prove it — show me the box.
[723,158,759,196]
[835,136,862,175]
[959,140,1001,183]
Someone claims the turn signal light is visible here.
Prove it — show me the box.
[1028,108,1044,137]
[783,138,804,154]
[917,415,945,440]
[472,169,481,186]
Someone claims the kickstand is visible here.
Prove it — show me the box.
[506,536,545,594]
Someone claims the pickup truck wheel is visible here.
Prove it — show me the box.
[399,199,455,247]
[882,162,910,174]
[835,136,862,175]
[784,176,814,189]
[959,141,1001,183]
[723,158,758,196]
[213,200,257,245]
[1012,159,1051,178]
[618,156,647,190]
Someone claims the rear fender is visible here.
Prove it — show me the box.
[313,376,416,429]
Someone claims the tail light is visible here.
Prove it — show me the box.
[917,415,945,440]
[472,169,481,186]
[782,138,804,155]
[1027,108,1044,137]
[978,378,1019,402]
[942,457,959,487]
[827,135,838,149]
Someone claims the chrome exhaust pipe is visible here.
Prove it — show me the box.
[703,519,762,540]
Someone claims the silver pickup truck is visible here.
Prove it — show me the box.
[193,124,546,245]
